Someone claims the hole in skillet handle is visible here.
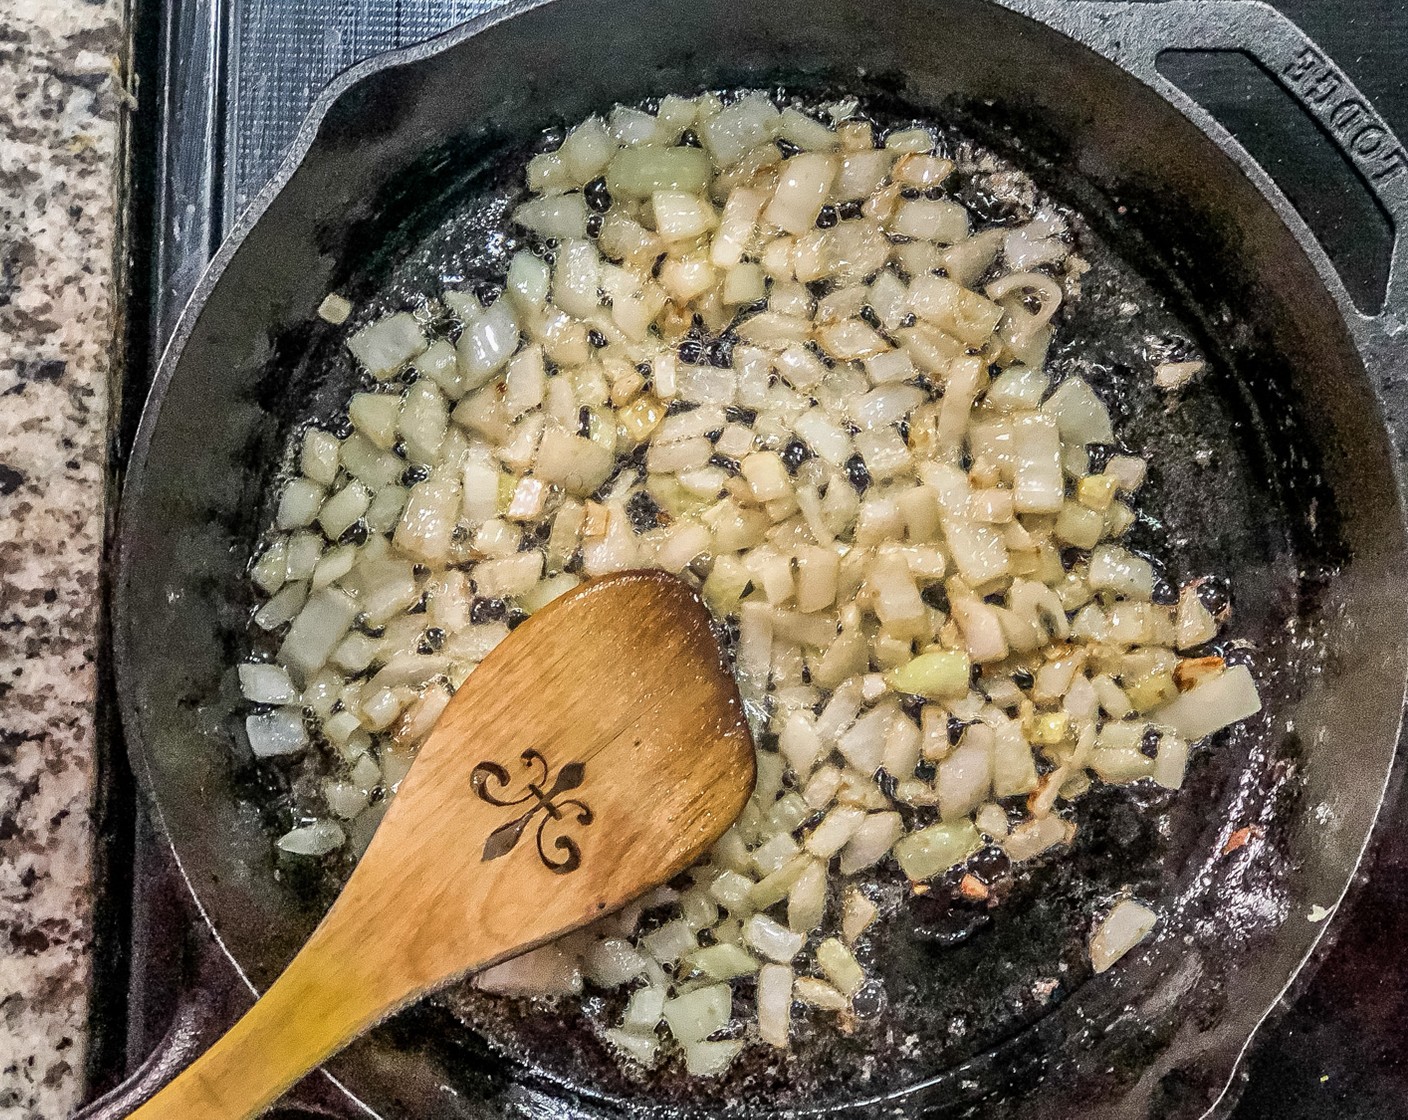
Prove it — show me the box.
[1156,49,1394,315]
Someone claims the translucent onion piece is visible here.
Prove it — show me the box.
[662,984,732,1043]
[346,312,426,378]
[238,663,296,705]
[1090,899,1158,973]
[247,708,308,758]
[477,942,583,996]
[277,819,345,856]
[1153,664,1262,740]
[757,964,794,1048]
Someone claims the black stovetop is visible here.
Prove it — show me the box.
[94,1,1408,1116]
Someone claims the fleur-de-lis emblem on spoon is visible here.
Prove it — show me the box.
[470,749,593,873]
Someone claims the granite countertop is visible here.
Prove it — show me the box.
[0,1,127,1117]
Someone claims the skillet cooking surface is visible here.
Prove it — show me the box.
[114,1,1408,1116]
[246,98,1322,1113]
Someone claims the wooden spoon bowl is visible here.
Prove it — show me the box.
[129,569,755,1119]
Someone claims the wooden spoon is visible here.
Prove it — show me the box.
[129,569,755,1119]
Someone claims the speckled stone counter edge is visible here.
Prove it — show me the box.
[0,1,128,1117]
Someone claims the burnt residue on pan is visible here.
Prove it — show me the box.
[229,90,1337,1118]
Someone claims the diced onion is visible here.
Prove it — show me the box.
[786,860,828,932]
[1176,585,1218,649]
[772,107,836,151]
[320,774,369,819]
[743,913,806,963]
[477,943,583,996]
[584,938,647,987]
[1153,664,1261,740]
[841,889,878,944]
[535,428,615,495]
[348,392,401,450]
[685,942,759,980]
[276,478,324,530]
[662,984,731,1043]
[642,919,697,964]
[836,705,890,772]
[604,1028,659,1067]
[1152,734,1190,789]
[514,194,589,239]
[622,985,666,1031]
[886,650,971,699]
[506,251,551,315]
[393,476,462,564]
[892,197,968,243]
[893,821,981,881]
[300,428,341,486]
[757,964,793,1048]
[247,93,1255,1076]
[276,819,344,856]
[457,301,520,387]
[909,275,1004,345]
[814,937,865,996]
[247,708,308,758]
[318,293,352,324]
[652,191,717,242]
[765,153,837,235]
[838,812,903,874]
[1088,545,1155,600]
[1003,815,1072,861]
[805,805,867,859]
[1041,377,1113,446]
[346,312,426,378]
[937,735,993,821]
[683,1039,744,1077]
[1090,898,1158,973]
[318,481,371,541]
[278,588,358,677]
[238,663,296,705]
[398,381,447,464]
[254,581,306,631]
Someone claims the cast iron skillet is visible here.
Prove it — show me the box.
[101,0,1408,1117]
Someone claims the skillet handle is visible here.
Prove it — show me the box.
[72,986,222,1120]
[70,949,354,1120]
[1009,0,1408,338]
